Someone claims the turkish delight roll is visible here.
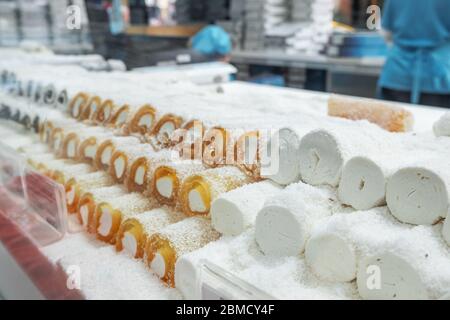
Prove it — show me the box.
[79,95,102,121]
[77,131,113,163]
[40,118,75,144]
[179,166,252,217]
[49,122,86,155]
[116,207,184,258]
[433,112,450,137]
[125,148,173,193]
[305,207,409,283]
[211,180,282,236]
[126,104,158,136]
[61,126,109,159]
[255,182,335,256]
[298,122,389,187]
[150,113,184,149]
[64,171,114,214]
[153,160,206,207]
[109,143,154,184]
[94,136,140,171]
[107,103,131,129]
[260,127,311,186]
[328,94,414,133]
[337,152,405,211]
[145,217,220,287]
[68,92,91,119]
[95,98,117,124]
[386,158,450,225]
[77,185,128,232]
[95,192,158,244]
[356,226,450,300]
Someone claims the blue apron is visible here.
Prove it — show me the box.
[378,0,450,104]
[378,42,450,105]
[108,0,125,35]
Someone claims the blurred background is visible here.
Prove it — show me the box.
[0,0,387,97]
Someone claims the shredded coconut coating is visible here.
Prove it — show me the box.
[193,166,253,201]
[3,134,37,150]
[18,143,50,155]
[372,225,450,299]
[60,163,95,180]
[45,159,79,171]
[154,160,207,205]
[141,149,176,194]
[27,152,57,167]
[105,192,159,219]
[157,216,220,257]
[87,185,128,202]
[75,171,115,191]
[311,207,411,261]
[105,136,141,148]
[114,143,154,159]
[132,207,185,237]
[328,94,414,132]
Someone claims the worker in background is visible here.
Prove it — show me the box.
[190,25,232,62]
[104,0,129,35]
[378,0,450,108]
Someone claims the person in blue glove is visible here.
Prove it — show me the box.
[190,25,232,61]
[378,0,450,108]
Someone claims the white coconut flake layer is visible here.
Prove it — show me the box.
[211,180,282,236]
[255,182,337,256]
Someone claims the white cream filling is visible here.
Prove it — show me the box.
[114,157,126,179]
[116,111,128,126]
[188,189,206,213]
[67,140,76,158]
[158,121,175,142]
[80,204,89,228]
[89,103,97,118]
[357,252,428,300]
[123,231,137,257]
[386,168,447,225]
[151,253,166,278]
[174,256,200,300]
[66,187,75,205]
[299,130,343,187]
[72,100,82,118]
[261,128,301,186]
[138,114,153,129]
[255,206,305,256]
[98,208,113,237]
[338,157,386,210]
[156,177,173,198]
[134,166,146,185]
[433,112,450,137]
[101,146,112,165]
[211,199,244,237]
[84,145,97,159]
[104,107,111,121]
[305,232,357,282]
[53,135,62,150]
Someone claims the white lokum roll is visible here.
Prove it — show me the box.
[255,182,336,256]
[211,180,282,236]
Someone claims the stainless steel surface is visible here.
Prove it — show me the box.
[231,49,385,76]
